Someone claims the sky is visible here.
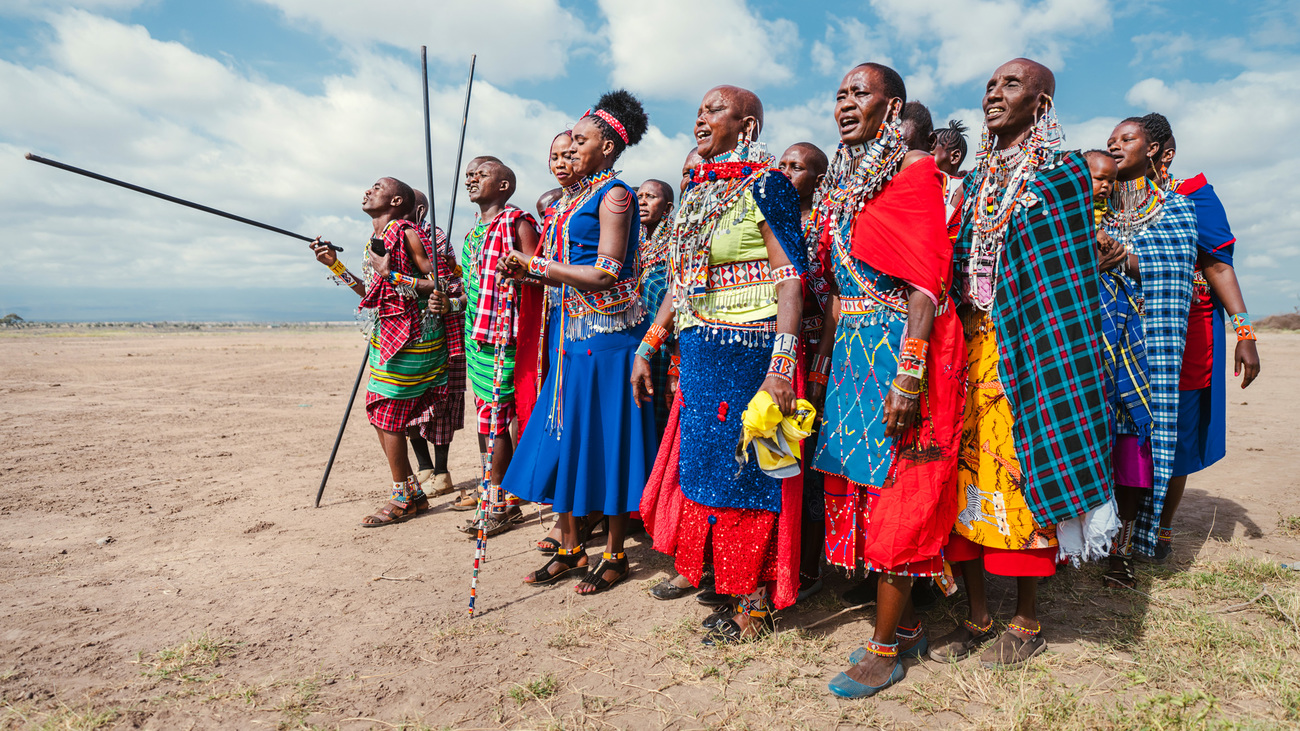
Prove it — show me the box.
[1,0,1298,321]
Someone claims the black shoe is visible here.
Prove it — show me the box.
[911,578,941,611]
[702,608,734,629]
[695,576,726,607]
[650,576,698,600]
[840,578,878,608]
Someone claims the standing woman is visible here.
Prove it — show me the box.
[500,90,657,595]
[1101,118,1198,582]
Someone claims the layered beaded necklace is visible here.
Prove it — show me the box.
[1103,176,1164,252]
[813,117,907,261]
[965,104,1064,311]
[668,140,773,312]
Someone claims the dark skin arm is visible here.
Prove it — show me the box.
[312,238,366,298]
[805,286,840,416]
[631,279,676,406]
[881,289,935,438]
[1200,252,1260,388]
[498,186,631,292]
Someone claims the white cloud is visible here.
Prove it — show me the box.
[815,0,1111,95]
[764,96,839,157]
[255,0,588,83]
[0,0,142,15]
[598,0,799,100]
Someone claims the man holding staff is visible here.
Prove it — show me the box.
[311,176,451,526]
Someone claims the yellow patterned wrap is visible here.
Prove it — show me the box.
[952,310,1057,550]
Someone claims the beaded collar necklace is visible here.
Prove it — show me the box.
[965,104,1063,311]
[539,168,617,263]
[641,203,675,266]
[1104,176,1164,251]
[669,143,773,305]
[813,118,907,256]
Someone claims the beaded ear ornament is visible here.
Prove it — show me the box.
[813,109,907,254]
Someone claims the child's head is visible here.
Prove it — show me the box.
[1084,149,1118,203]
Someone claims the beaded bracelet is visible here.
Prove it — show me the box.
[769,265,799,284]
[768,333,799,383]
[327,259,358,287]
[594,254,622,278]
[900,337,928,363]
[386,271,419,287]
[636,323,669,362]
[890,379,921,400]
[811,354,832,376]
[1231,313,1257,342]
[327,259,348,276]
[528,256,551,278]
[807,371,829,386]
[667,354,681,378]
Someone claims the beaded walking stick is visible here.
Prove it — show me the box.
[468,280,513,617]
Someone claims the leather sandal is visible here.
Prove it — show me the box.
[449,490,478,511]
[523,547,587,585]
[980,622,1046,669]
[927,618,996,663]
[702,596,773,646]
[575,552,629,595]
[360,492,426,527]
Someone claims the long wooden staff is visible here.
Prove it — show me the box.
[24,153,341,251]
[315,344,369,507]
[444,55,476,244]
[469,282,513,617]
[419,46,441,292]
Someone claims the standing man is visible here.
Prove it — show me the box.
[455,157,541,536]
[310,177,450,526]
[403,189,467,497]
[930,59,1112,669]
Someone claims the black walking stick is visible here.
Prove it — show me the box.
[445,55,476,240]
[315,344,370,507]
[24,153,342,251]
[420,46,442,292]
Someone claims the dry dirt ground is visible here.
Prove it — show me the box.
[1,326,1298,730]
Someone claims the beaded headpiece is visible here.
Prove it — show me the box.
[583,109,628,144]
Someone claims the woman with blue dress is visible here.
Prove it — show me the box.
[498,90,657,595]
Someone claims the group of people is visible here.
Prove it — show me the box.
[307,55,1260,699]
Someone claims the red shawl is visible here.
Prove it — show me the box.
[851,156,966,568]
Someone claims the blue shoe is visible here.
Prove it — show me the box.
[849,635,928,664]
[827,660,905,699]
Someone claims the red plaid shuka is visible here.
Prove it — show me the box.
[468,206,539,347]
[419,224,466,360]
[359,219,430,364]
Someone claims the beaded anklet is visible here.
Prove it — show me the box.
[1008,621,1041,637]
[863,639,899,658]
[964,617,994,635]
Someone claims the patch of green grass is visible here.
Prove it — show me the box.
[275,676,322,727]
[0,701,122,731]
[509,673,559,705]
[1277,514,1300,538]
[141,633,234,682]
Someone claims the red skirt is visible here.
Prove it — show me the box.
[366,389,434,433]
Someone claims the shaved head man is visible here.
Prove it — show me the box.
[932,58,1111,673]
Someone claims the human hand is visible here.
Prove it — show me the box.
[312,238,337,267]
[1235,339,1260,388]
[882,376,921,438]
[759,375,795,416]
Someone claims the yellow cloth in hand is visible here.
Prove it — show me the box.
[734,391,818,478]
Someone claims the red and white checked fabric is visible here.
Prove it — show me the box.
[468,206,540,347]
[359,219,429,364]
[419,224,467,359]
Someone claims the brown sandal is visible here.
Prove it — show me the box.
[927,618,996,663]
[360,495,425,527]
[979,626,1047,669]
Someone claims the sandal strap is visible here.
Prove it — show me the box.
[964,617,994,635]
[865,639,899,658]
[602,551,626,561]
[557,546,586,557]
[1008,621,1041,637]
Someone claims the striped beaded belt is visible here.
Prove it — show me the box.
[839,291,907,316]
[705,259,772,293]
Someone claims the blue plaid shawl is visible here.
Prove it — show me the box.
[956,150,1112,526]
[1111,194,1197,556]
[1100,271,1153,438]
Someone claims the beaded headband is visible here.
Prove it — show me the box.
[583,108,629,144]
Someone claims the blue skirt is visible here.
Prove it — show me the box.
[504,308,657,517]
[812,315,905,486]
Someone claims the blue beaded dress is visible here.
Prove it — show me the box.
[504,176,658,517]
